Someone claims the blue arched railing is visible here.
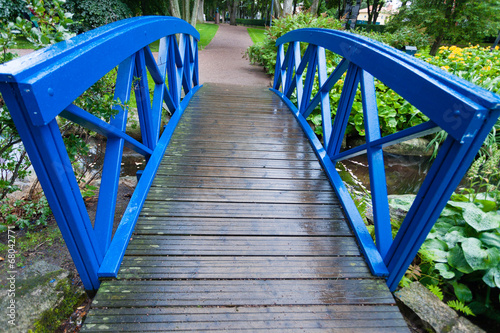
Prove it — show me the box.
[0,16,200,291]
[271,28,500,291]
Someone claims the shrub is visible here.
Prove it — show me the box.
[64,0,132,33]
[355,25,432,50]
[246,12,343,75]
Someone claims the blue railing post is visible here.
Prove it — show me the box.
[0,16,201,292]
[271,28,500,289]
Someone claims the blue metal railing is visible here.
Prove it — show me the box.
[271,28,500,291]
[0,16,201,291]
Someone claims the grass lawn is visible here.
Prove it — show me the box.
[12,36,34,49]
[247,27,266,45]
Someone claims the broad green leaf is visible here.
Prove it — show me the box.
[435,263,455,279]
[443,228,467,248]
[482,266,500,288]
[448,245,474,274]
[447,201,500,232]
[462,238,500,271]
[452,281,473,303]
[423,239,448,262]
[479,232,500,249]
[474,199,497,212]
[388,194,415,212]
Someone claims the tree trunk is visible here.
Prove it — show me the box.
[283,0,293,16]
[230,0,238,25]
[197,0,205,23]
[273,0,282,18]
[190,0,200,26]
[170,0,181,19]
[430,35,443,56]
[184,0,190,22]
[310,0,320,16]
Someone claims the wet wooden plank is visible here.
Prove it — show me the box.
[156,165,327,179]
[125,235,360,256]
[118,256,371,279]
[159,155,325,170]
[151,176,334,191]
[166,140,315,153]
[83,305,408,332]
[134,217,352,236]
[140,202,342,219]
[93,279,396,307]
[83,83,407,332]
[146,188,337,204]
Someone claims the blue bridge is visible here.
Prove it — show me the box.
[1,17,499,331]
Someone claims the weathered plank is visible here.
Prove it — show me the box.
[83,83,407,332]
[134,217,352,236]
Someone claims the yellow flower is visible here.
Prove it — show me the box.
[441,65,450,70]
[475,56,480,60]
[448,54,456,59]
[496,46,499,50]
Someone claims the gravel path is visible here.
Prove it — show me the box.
[198,24,272,87]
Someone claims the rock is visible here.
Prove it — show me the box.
[384,138,433,156]
[395,281,485,333]
[0,261,81,332]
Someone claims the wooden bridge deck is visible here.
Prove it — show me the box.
[82,84,408,332]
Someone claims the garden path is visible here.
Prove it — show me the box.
[197,23,272,87]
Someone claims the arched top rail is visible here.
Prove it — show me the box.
[276,28,500,143]
[0,16,199,126]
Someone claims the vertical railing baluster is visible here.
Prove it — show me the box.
[167,35,181,108]
[360,70,392,258]
[317,47,332,150]
[283,43,295,95]
[299,45,318,115]
[134,48,155,151]
[193,38,199,87]
[94,55,136,253]
[292,42,303,106]
[326,63,361,157]
[273,44,284,91]
[150,37,168,144]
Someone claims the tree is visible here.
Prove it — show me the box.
[365,0,385,24]
[283,0,293,16]
[310,0,321,16]
[169,0,201,27]
[388,0,500,55]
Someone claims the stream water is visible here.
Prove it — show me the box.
[341,153,433,195]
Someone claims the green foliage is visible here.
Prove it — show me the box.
[0,0,27,22]
[247,12,343,75]
[416,45,500,94]
[64,0,132,33]
[447,300,475,316]
[236,18,267,27]
[386,0,500,54]
[13,0,75,50]
[0,196,51,230]
[427,284,444,301]
[354,25,431,50]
